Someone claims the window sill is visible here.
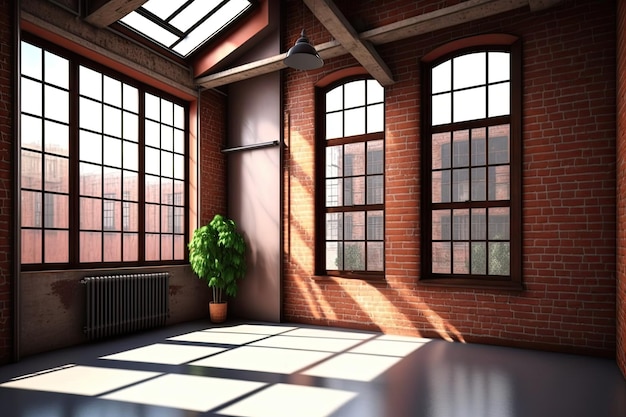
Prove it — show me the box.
[312,274,387,286]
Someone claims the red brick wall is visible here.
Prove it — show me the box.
[0,0,14,364]
[617,0,626,378]
[199,89,227,224]
[284,0,617,356]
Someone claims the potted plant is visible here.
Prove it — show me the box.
[188,214,247,323]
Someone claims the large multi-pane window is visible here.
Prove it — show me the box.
[317,78,385,279]
[422,39,521,288]
[20,38,187,269]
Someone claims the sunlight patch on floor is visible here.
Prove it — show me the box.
[100,343,227,365]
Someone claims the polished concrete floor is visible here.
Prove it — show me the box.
[0,320,625,417]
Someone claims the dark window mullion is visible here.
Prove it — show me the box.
[69,60,80,265]
[138,93,146,263]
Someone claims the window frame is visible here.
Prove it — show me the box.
[420,37,522,290]
[19,34,189,271]
[315,76,385,281]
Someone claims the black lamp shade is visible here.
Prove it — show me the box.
[284,29,324,70]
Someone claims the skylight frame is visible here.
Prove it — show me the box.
[119,0,255,58]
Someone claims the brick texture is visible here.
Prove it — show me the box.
[617,0,626,378]
[199,89,227,224]
[0,0,13,364]
[284,0,617,356]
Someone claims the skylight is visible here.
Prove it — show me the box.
[120,0,254,57]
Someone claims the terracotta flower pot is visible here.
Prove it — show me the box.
[209,301,228,323]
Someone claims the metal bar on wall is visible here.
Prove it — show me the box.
[221,140,280,154]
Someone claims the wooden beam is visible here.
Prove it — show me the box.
[84,0,148,28]
[195,0,548,89]
[303,0,394,86]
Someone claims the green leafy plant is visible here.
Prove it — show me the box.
[188,214,246,303]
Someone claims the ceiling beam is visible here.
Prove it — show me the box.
[84,0,148,28]
[528,0,565,12]
[303,0,394,86]
[195,0,543,89]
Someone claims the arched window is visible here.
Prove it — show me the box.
[421,36,522,289]
[316,77,385,279]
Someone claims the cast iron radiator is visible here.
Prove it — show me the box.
[82,272,169,339]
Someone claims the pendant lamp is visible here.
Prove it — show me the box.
[284,29,324,70]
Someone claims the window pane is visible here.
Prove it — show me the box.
[488,207,510,240]
[22,42,42,79]
[103,105,122,137]
[145,234,160,261]
[326,242,342,270]
[79,131,102,164]
[345,80,365,108]
[22,150,42,190]
[124,202,138,232]
[454,87,486,122]
[452,209,469,240]
[22,115,42,151]
[45,120,69,156]
[344,177,365,205]
[488,82,510,117]
[367,211,383,240]
[80,231,102,262]
[489,52,510,83]
[21,191,41,227]
[146,204,160,233]
[432,242,451,274]
[161,125,174,151]
[123,84,138,112]
[344,107,365,136]
[103,167,122,199]
[452,130,469,167]
[174,154,185,180]
[45,230,68,263]
[344,242,365,270]
[471,208,486,240]
[79,98,102,132]
[344,143,365,175]
[123,111,138,142]
[80,197,101,229]
[123,233,138,261]
[326,213,343,240]
[145,120,160,147]
[145,175,160,203]
[453,52,486,89]
[368,79,384,102]
[104,137,122,167]
[488,242,510,275]
[145,93,160,120]
[367,140,384,174]
[432,170,450,203]
[326,112,343,139]
[79,66,101,100]
[79,163,101,197]
[488,165,510,200]
[432,132,450,169]
[432,210,451,240]
[44,155,68,193]
[123,141,138,171]
[367,242,384,271]
[44,86,68,123]
[124,171,139,201]
[103,76,121,107]
[452,169,469,202]
[489,126,510,163]
[326,85,343,112]
[471,167,486,201]
[366,175,383,204]
[44,51,68,88]
[471,128,486,166]
[432,60,451,94]
[471,242,486,275]
[174,235,185,260]
[22,230,42,264]
[432,93,451,126]
[344,211,365,240]
[453,242,469,274]
[161,151,174,178]
[367,103,384,133]
[145,147,160,175]
[174,104,185,129]
[21,78,42,116]
[174,129,185,153]
[104,232,121,262]
[44,194,68,228]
